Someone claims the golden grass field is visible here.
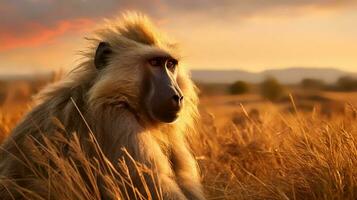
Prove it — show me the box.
[0,84,357,200]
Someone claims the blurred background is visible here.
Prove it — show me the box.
[0,0,357,125]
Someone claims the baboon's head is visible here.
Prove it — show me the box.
[88,14,189,124]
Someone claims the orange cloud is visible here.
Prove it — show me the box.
[0,18,94,51]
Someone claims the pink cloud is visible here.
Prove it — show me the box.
[0,18,94,51]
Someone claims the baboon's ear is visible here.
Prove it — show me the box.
[94,42,112,69]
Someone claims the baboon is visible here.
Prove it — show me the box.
[0,13,204,200]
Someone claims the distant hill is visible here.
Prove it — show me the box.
[191,67,357,84]
[0,67,355,85]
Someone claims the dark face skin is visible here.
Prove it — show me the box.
[94,42,183,123]
[144,56,184,123]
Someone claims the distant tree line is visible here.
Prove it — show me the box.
[300,76,357,91]
[228,75,357,101]
[229,77,286,101]
[335,76,357,91]
[260,77,285,101]
[229,81,250,95]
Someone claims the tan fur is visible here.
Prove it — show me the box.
[0,12,204,200]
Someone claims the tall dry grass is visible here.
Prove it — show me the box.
[0,127,165,200]
[194,101,357,200]
[0,98,357,200]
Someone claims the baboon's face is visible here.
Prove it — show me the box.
[94,42,184,123]
[143,56,184,123]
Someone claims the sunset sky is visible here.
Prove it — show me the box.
[1,0,357,75]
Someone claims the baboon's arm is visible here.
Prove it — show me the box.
[171,141,205,200]
[127,132,188,200]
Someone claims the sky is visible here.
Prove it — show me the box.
[0,0,357,74]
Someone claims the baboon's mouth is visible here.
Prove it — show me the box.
[151,101,182,123]
[153,109,180,123]
[162,112,180,123]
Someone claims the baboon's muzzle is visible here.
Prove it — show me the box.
[151,70,184,123]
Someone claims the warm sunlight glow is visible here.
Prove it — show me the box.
[0,1,356,73]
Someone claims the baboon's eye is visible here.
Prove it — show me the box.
[166,59,177,71]
[149,57,162,67]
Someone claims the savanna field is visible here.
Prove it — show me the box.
[0,79,357,200]
[3,1,357,199]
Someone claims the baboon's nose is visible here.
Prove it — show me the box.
[172,94,184,108]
